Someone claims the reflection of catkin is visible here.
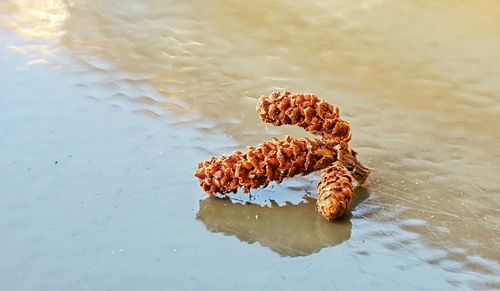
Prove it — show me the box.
[316,162,353,220]
[257,91,351,143]
[194,136,339,195]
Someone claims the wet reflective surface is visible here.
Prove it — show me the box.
[198,191,368,257]
[1,0,499,289]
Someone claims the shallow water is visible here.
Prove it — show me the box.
[1,0,499,290]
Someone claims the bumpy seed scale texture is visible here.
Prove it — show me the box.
[194,136,339,195]
[316,162,354,220]
[195,91,371,220]
[257,91,351,143]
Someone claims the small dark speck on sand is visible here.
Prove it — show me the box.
[54,161,59,165]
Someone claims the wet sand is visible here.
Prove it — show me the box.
[0,1,499,290]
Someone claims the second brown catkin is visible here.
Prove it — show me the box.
[257,91,351,143]
[316,161,354,220]
[194,136,340,195]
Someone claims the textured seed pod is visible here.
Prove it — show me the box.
[194,136,340,195]
[316,161,354,220]
[257,91,351,143]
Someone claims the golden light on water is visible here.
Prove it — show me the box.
[0,0,69,41]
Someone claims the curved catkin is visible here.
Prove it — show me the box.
[316,162,354,220]
[257,91,351,143]
[194,136,339,195]
[195,91,371,221]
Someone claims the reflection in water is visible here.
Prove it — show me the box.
[197,189,369,257]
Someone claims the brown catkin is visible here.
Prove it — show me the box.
[194,136,340,195]
[257,91,351,143]
[195,91,371,221]
[316,161,354,220]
